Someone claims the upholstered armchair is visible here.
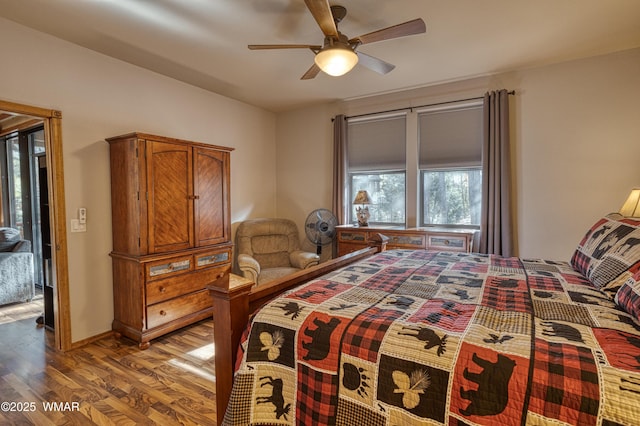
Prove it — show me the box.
[236,218,320,285]
[0,227,35,306]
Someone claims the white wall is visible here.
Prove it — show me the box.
[0,18,277,343]
[276,48,640,261]
[275,103,336,258]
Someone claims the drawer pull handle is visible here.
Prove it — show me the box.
[159,286,166,293]
[218,273,224,279]
[444,240,450,245]
[159,310,167,316]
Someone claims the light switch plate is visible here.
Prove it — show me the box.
[71,219,86,233]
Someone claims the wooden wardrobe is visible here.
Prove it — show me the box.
[107,132,233,348]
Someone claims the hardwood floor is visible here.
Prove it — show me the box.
[0,301,219,425]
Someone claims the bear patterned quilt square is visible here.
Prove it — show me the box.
[222,250,640,425]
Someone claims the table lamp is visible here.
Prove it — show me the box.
[619,188,640,217]
[353,190,372,226]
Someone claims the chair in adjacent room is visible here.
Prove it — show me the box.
[0,227,35,306]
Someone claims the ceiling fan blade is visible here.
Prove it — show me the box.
[356,52,395,75]
[301,63,321,80]
[350,18,426,45]
[248,44,321,50]
[304,0,338,37]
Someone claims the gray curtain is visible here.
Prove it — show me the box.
[479,90,514,256]
[332,114,348,224]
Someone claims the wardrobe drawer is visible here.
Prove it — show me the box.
[195,247,231,269]
[147,289,212,329]
[146,265,228,305]
[146,254,193,281]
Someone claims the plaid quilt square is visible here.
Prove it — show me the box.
[336,398,385,426]
[296,363,338,425]
[297,312,348,371]
[408,249,441,262]
[414,263,447,278]
[529,339,599,425]
[562,270,595,287]
[533,300,596,326]
[486,275,527,292]
[436,273,484,288]
[528,275,564,292]
[450,260,489,274]
[222,373,253,426]
[593,328,640,372]
[473,306,531,336]
[410,299,476,332]
[287,280,351,304]
[492,255,524,269]
[342,306,404,362]
[481,285,533,314]
[359,265,416,293]
[450,343,529,423]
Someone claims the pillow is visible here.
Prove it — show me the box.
[614,269,640,322]
[0,227,20,242]
[571,213,640,288]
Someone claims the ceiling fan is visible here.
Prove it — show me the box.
[248,0,426,79]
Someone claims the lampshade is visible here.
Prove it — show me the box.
[353,190,372,205]
[619,188,640,217]
[314,45,358,77]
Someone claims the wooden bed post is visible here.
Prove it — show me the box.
[209,273,254,425]
[368,232,389,252]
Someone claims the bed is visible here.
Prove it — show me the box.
[211,214,640,425]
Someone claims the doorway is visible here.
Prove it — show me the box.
[0,125,48,325]
[0,99,70,351]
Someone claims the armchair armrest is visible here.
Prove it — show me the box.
[290,250,320,270]
[12,240,31,252]
[238,254,260,284]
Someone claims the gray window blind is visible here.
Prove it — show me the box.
[347,114,406,172]
[419,105,482,168]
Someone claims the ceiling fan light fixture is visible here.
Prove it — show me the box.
[314,45,358,76]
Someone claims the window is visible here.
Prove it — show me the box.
[422,168,482,226]
[344,101,483,228]
[2,134,23,234]
[347,114,406,225]
[351,172,405,224]
[418,103,483,228]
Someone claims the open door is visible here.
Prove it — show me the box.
[0,99,70,351]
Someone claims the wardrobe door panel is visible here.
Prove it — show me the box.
[193,147,230,247]
[147,141,194,253]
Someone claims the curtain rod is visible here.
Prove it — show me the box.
[335,90,515,121]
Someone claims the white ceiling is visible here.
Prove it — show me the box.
[2,0,640,112]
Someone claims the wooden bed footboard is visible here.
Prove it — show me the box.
[208,234,388,424]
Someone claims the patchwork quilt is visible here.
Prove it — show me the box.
[223,250,640,425]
